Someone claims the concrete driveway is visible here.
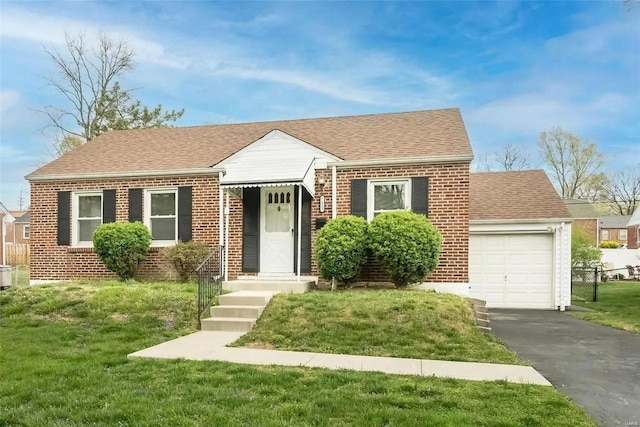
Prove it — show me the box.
[490,309,640,427]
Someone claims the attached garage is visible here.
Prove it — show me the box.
[466,171,573,310]
[469,233,554,309]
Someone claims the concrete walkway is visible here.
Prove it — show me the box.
[128,330,551,386]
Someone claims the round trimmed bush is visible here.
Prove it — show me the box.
[368,211,442,287]
[93,221,151,280]
[315,215,368,285]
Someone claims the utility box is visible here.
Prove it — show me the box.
[0,265,11,289]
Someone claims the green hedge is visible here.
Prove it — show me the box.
[164,241,210,282]
[93,222,151,280]
[315,216,368,285]
[368,211,442,287]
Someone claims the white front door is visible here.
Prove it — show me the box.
[260,187,294,273]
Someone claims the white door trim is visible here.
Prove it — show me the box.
[259,186,294,273]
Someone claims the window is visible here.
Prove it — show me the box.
[23,225,30,239]
[619,229,627,240]
[367,179,411,220]
[145,189,177,244]
[74,192,102,245]
[601,229,609,240]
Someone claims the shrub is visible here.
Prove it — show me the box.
[164,241,211,282]
[93,222,151,280]
[599,240,620,249]
[368,211,442,287]
[571,228,602,270]
[315,216,368,285]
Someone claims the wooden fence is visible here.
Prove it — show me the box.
[6,244,30,265]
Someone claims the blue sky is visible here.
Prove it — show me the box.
[1,1,639,209]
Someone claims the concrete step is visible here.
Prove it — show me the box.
[224,280,314,294]
[211,305,264,319]
[475,311,489,321]
[467,297,487,307]
[477,325,492,334]
[218,291,276,306]
[200,317,257,332]
[476,318,491,328]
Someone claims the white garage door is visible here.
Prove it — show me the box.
[469,234,554,309]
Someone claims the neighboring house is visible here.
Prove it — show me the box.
[0,203,16,265]
[5,211,30,245]
[628,208,640,250]
[26,108,572,309]
[564,199,599,244]
[598,215,631,246]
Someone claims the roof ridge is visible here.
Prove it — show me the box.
[104,107,462,134]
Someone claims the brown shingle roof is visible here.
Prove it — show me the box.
[28,108,472,178]
[470,170,571,220]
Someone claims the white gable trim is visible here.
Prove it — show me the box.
[217,130,342,197]
[213,129,342,169]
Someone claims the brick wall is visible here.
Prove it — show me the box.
[628,226,639,249]
[30,175,220,280]
[32,162,470,283]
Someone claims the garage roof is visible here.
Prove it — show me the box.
[470,170,571,221]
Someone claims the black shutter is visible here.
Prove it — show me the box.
[128,189,143,222]
[242,188,260,272]
[350,179,367,218]
[411,177,429,216]
[294,188,312,274]
[103,190,116,223]
[178,186,192,242]
[57,191,71,246]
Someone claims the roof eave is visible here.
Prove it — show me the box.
[26,167,225,182]
[328,154,473,169]
[470,218,574,225]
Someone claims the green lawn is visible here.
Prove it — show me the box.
[0,282,595,426]
[232,290,522,364]
[570,280,640,334]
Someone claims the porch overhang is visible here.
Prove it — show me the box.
[220,158,316,197]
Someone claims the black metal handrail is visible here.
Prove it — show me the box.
[196,245,224,329]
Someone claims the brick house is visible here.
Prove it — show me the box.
[26,109,572,309]
[598,215,631,246]
[628,208,640,250]
[5,211,30,245]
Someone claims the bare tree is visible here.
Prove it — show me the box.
[538,126,604,199]
[600,169,640,215]
[41,33,183,155]
[494,144,531,171]
[472,153,492,172]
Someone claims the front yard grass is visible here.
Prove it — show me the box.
[570,280,640,334]
[0,281,595,426]
[232,290,523,364]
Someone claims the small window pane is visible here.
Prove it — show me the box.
[79,196,102,218]
[151,217,176,240]
[374,184,405,210]
[24,226,30,238]
[78,219,101,242]
[151,193,175,216]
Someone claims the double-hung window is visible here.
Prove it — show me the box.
[75,192,102,245]
[367,179,411,220]
[23,225,30,239]
[619,229,627,240]
[601,229,609,240]
[145,189,178,245]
